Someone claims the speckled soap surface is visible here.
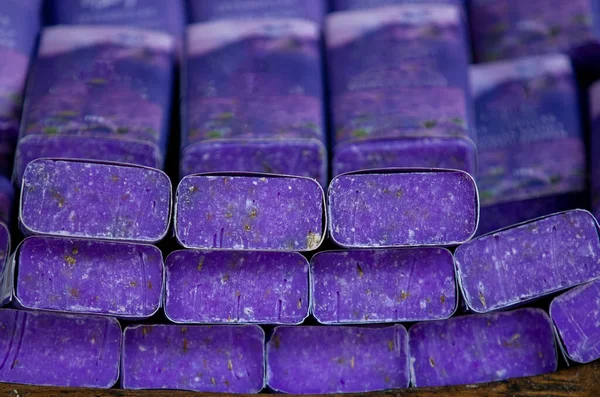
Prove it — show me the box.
[311,248,456,324]
[550,279,600,363]
[20,159,171,243]
[0,309,121,388]
[176,175,324,251]
[166,250,309,324]
[122,324,265,393]
[328,171,478,247]
[455,210,600,313]
[409,308,557,387]
[267,325,409,394]
[14,236,163,318]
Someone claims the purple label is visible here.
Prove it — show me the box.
[331,0,464,12]
[472,54,585,206]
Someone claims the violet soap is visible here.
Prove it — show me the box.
[122,324,265,393]
[20,159,171,243]
[166,250,309,324]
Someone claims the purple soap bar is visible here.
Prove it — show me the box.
[470,0,600,63]
[20,159,171,243]
[0,176,14,224]
[182,20,326,185]
[455,210,600,313]
[550,280,600,363]
[122,324,265,393]
[331,0,464,12]
[267,325,409,393]
[328,170,478,248]
[166,250,309,324]
[0,309,121,388]
[409,308,557,387]
[175,175,324,251]
[15,25,175,183]
[8,236,162,318]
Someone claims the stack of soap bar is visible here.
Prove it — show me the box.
[409,308,557,387]
[472,54,586,234]
[182,19,326,185]
[175,175,324,251]
[590,81,600,220]
[166,250,309,324]
[122,324,265,393]
[20,159,172,243]
[311,248,456,323]
[15,25,175,183]
[327,4,475,176]
[0,176,14,223]
[455,210,600,313]
[5,236,163,318]
[0,0,41,177]
[331,0,465,12]
[550,279,600,363]
[328,170,478,247]
[267,325,409,393]
[0,309,121,388]
[469,0,600,63]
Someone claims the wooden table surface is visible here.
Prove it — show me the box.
[0,361,598,397]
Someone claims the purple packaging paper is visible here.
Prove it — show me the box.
[0,0,42,178]
[15,25,175,183]
[0,176,14,224]
[470,0,600,63]
[165,250,309,324]
[175,174,325,251]
[550,279,600,363]
[266,325,409,393]
[311,248,457,324]
[122,324,265,393]
[328,169,479,248]
[472,54,586,233]
[331,0,464,12]
[590,80,600,220]
[20,159,172,243]
[182,20,326,185]
[0,309,121,388]
[409,308,557,387]
[455,210,600,313]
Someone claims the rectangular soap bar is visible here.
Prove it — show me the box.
[455,210,600,313]
[409,308,557,387]
[311,248,456,324]
[20,159,171,243]
[470,0,600,63]
[267,325,409,393]
[550,280,600,363]
[166,250,309,324]
[0,176,14,223]
[0,0,41,177]
[182,20,326,185]
[0,309,121,388]
[175,174,324,251]
[328,170,478,248]
[122,324,265,393]
[6,236,163,318]
[15,25,175,183]
[331,0,464,12]
[472,54,586,233]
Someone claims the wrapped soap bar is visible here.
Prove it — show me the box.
[20,159,172,243]
[267,325,409,393]
[469,0,600,63]
[455,210,600,313]
[0,176,14,224]
[311,248,456,324]
[472,54,586,234]
[3,236,163,318]
[409,308,557,387]
[122,324,265,393]
[182,20,326,185]
[328,169,478,248]
[0,309,121,388]
[550,279,600,363]
[327,4,474,176]
[175,174,324,251]
[0,0,42,177]
[166,250,309,324]
[15,25,175,183]
[331,0,465,12]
